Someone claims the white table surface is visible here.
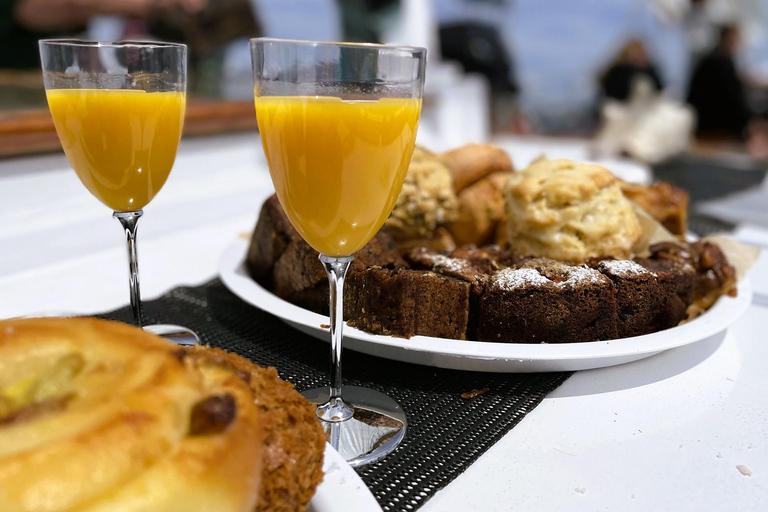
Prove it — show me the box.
[1,133,766,511]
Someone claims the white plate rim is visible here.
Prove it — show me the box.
[219,238,752,368]
[311,443,381,512]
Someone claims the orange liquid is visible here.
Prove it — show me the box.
[46,89,186,212]
[256,96,421,257]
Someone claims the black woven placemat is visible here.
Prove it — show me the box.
[101,279,571,511]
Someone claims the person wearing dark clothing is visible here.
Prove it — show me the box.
[0,0,206,69]
[686,25,750,138]
[439,21,518,95]
[600,40,663,102]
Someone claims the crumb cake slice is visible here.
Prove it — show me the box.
[590,259,665,338]
[634,258,695,329]
[271,228,406,315]
[477,259,618,343]
[246,195,298,288]
[407,247,489,294]
[346,266,471,339]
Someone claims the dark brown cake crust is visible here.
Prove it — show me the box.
[647,241,737,310]
[633,258,695,329]
[346,266,471,339]
[268,222,406,315]
[246,195,299,288]
[590,259,665,338]
[477,259,618,343]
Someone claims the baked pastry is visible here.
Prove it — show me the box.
[646,241,737,317]
[476,259,618,343]
[0,317,324,512]
[271,224,405,315]
[590,259,665,338]
[346,266,471,339]
[634,257,695,329]
[385,146,459,242]
[448,171,511,246]
[620,181,689,237]
[181,347,325,512]
[503,159,642,263]
[392,225,457,255]
[407,246,491,295]
[441,143,514,194]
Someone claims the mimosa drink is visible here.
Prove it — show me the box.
[46,89,186,212]
[255,96,422,257]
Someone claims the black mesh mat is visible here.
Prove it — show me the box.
[101,279,571,511]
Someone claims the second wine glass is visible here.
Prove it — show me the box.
[251,38,426,466]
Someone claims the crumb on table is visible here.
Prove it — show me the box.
[461,387,489,399]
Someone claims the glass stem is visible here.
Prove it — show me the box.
[318,254,355,422]
[113,210,144,327]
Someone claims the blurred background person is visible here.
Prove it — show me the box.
[599,39,664,103]
[686,24,750,139]
[0,0,208,69]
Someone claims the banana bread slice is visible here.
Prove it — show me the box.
[477,259,618,343]
[246,195,298,288]
[634,258,695,329]
[346,266,471,339]
[272,228,406,315]
[591,259,665,338]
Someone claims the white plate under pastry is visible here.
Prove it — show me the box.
[219,238,752,373]
[310,444,381,512]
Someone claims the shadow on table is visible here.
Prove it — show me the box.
[549,329,726,398]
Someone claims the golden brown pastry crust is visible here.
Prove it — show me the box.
[448,171,511,246]
[0,318,326,512]
[186,347,326,512]
[385,146,459,241]
[620,181,689,237]
[0,317,264,512]
[441,144,514,193]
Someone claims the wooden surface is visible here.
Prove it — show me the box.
[0,99,257,158]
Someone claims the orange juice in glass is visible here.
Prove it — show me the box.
[40,39,197,345]
[47,89,185,212]
[255,96,421,257]
[251,38,426,467]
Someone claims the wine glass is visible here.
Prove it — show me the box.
[40,40,198,345]
[251,38,426,466]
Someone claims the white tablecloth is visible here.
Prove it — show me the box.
[1,133,766,511]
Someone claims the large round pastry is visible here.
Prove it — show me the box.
[0,318,324,512]
[504,158,643,263]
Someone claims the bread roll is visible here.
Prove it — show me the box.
[447,171,511,246]
[441,144,514,193]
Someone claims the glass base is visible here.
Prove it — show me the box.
[144,324,199,346]
[302,385,406,468]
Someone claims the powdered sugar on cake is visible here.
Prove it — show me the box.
[600,259,648,277]
[565,265,604,284]
[421,253,472,274]
[493,268,550,289]
[494,265,604,290]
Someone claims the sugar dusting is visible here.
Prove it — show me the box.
[422,253,472,273]
[494,268,549,289]
[566,265,603,284]
[494,265,604,290]
[601,260,648,277]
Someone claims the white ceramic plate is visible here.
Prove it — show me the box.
[219,238,752,372]
[310,444,381,512]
